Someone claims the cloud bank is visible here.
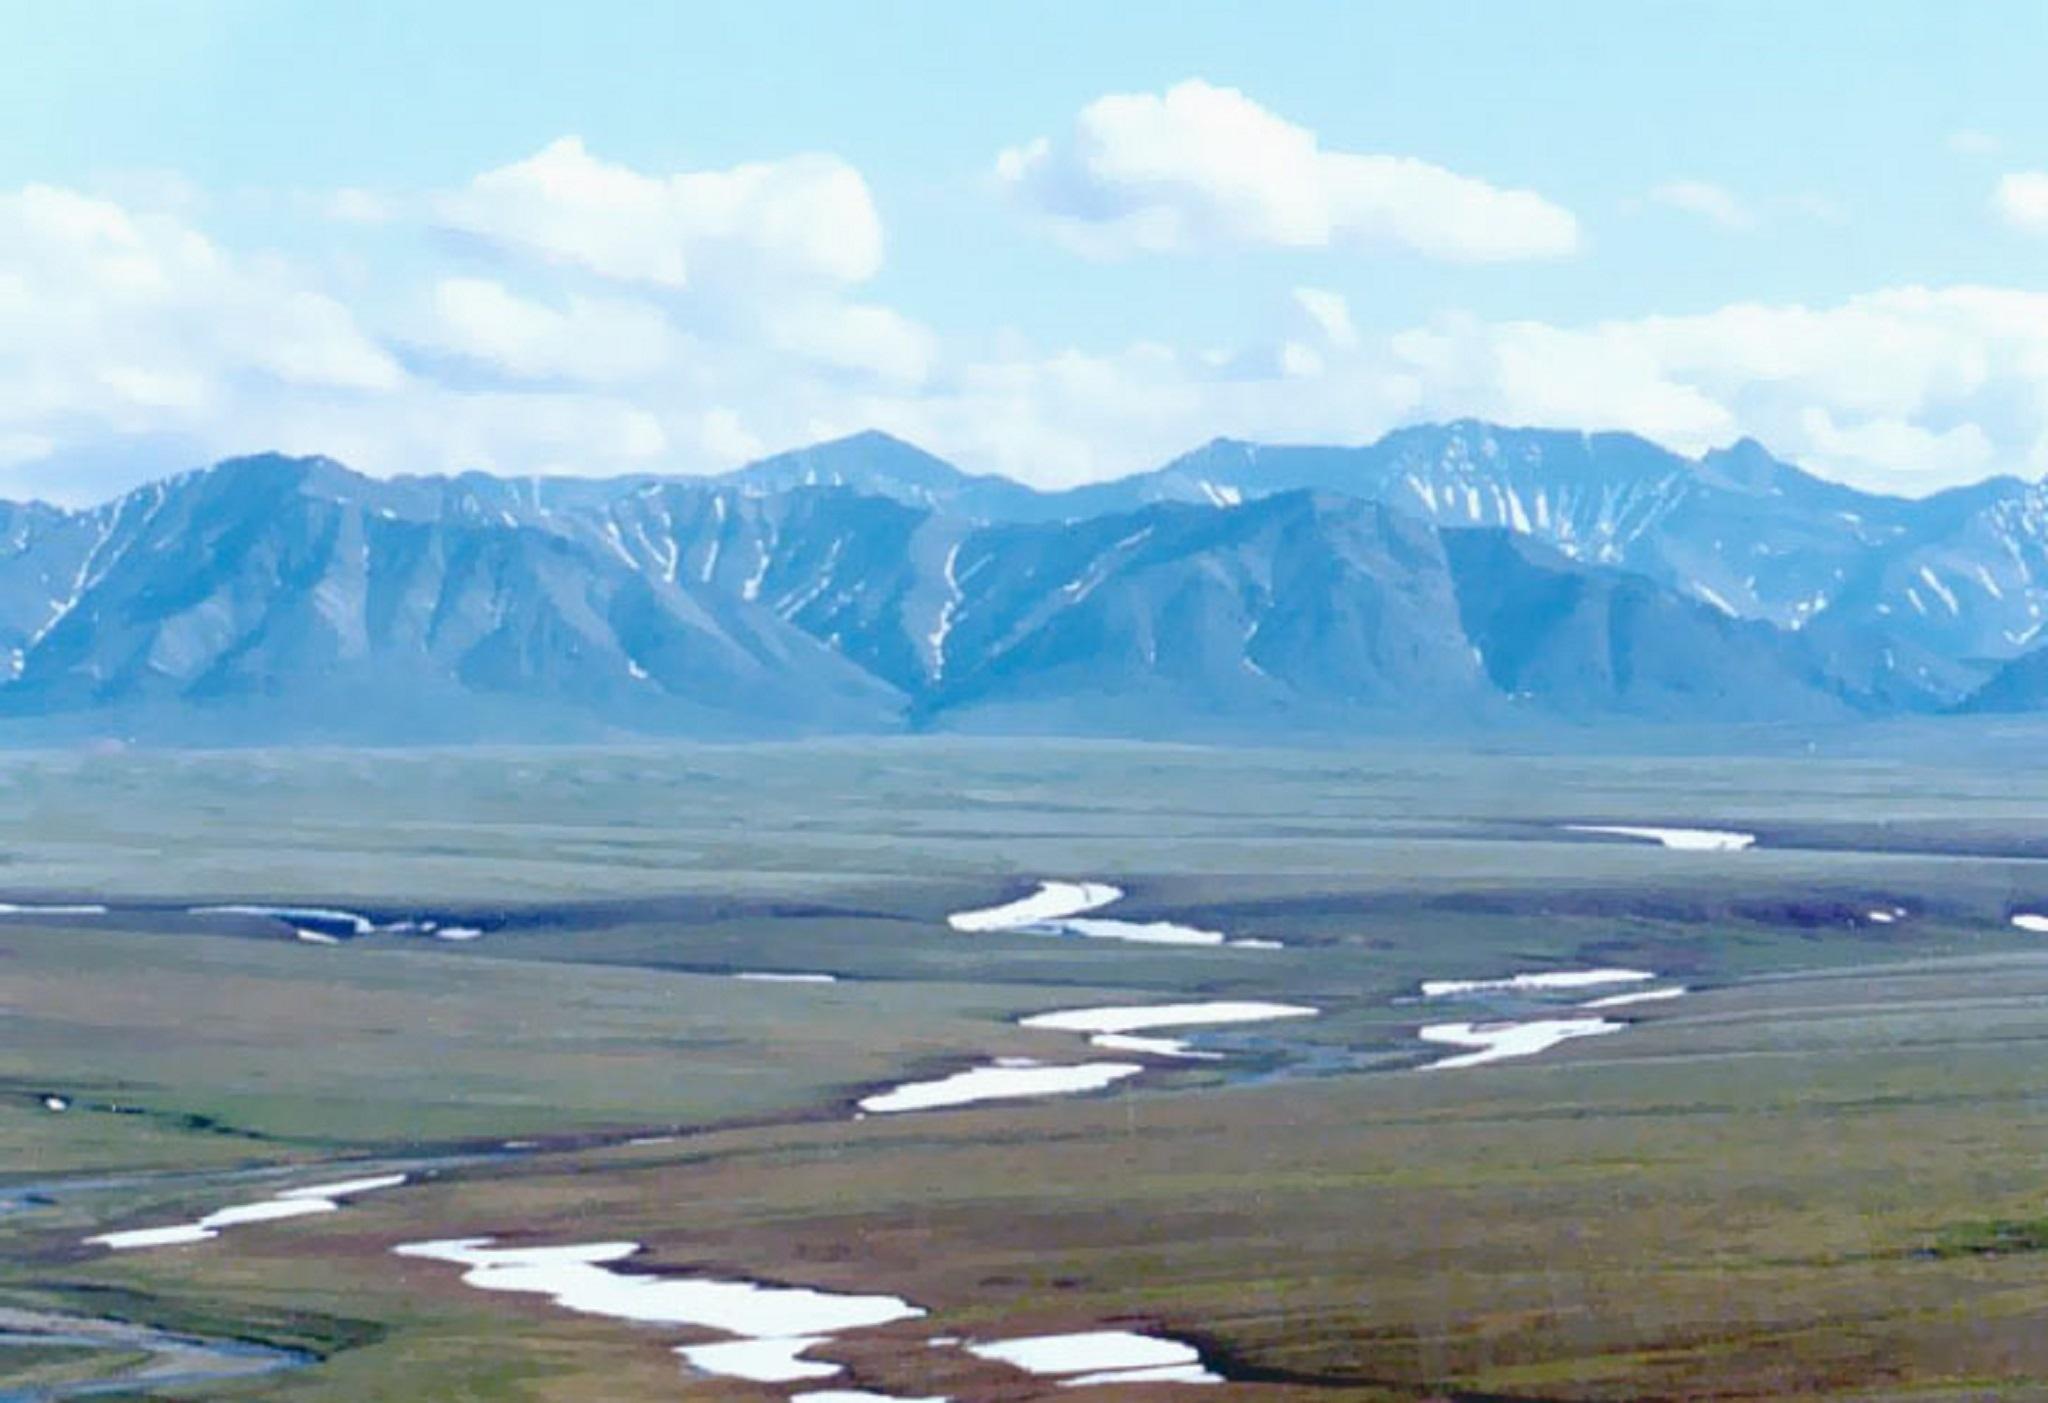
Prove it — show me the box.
[995,80,1580,262]
[0,106,2045,501]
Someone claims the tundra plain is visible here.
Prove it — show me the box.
[7,733,2048,1401]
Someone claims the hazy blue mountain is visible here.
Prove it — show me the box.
[0,456,902,741]
[712,429,1046,520]
[1959,640,2048,713]
[1441,530,1854,722]
[949,421,2044,703]
[5,421,2048,739]
[915,493,1490,731]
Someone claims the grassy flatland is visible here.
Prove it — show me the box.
[5,737,2048,1399]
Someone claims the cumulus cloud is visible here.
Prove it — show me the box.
[424,277,687,382]
[0,183,401,483]
[1292,287,1359,349]
[1994,171,2048,234]
[762,299,936,385]
[438,136,884,287]
[0,159,917,497]
[4,156,2048,504]
[1381,287,2048,487]
[898,286,2048,493]
[1647,179,1755,231]
[995,79,1579,262]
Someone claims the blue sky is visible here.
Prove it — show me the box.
[3,0,2046,500]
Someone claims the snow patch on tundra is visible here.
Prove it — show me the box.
[1564,825,1756,851]
[946,881,1122,932]
[858,1060,1142,1114]
[1418,1019,1623,1070]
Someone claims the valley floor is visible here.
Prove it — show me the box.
[6,739,2048,1401]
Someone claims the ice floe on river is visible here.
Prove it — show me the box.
[0,902,108,915]
[676,1336,839,1382]
[2012,913,2048,934]
[967,1330,1220,1385]
[1581,985,1687,1010]
[393,1237,923,1385]
[1413,966,1690,1069]
[1056,916,1229,946]
[858,1060,1144,1115]
[1564,824,1756,851]
[1420,969,1653,998]
[947,881,1123,932]
[86,1173,405,1250]
[394,1234,1224,1393]
[194,904,378,935]
[734,971,840,984]
[1020,1001,1319,1059]
[947,879,1276,948]
[1417,1019,1624,1070]
[190,904,490,944]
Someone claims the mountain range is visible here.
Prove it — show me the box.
[6,420,2048,742]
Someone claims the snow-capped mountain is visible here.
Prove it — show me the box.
[3,422,2047,741]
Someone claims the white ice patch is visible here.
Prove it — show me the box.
[967,1330,1203,1376]
[795,1393,949,1403]
[1580,986,1687,1010]
[947,880,1275,949]
[294,928,342,945]
[1056,917,1227,947]
[1062,1362,1223,1386]
[392,1238,923,1338]
[858,1060,1142,1115]
[0,902,108,915]
[88,1223,219,1250]
[85,1173,405,1251]
[1021,1001,1317,1058]
[433,926,485,941]
[1420,969,1653,998]
[1088,1032,1222,1059]
[734,971,839,984]
[946,882,1123,932]
[194,904,379,934]
[678,1337,839,1383]
[276,1174,408,1200]
[1417,1019,1623,1070]
[198,1198,337,1230]
[1564,825,1756,852]
[2013,914,2048,934]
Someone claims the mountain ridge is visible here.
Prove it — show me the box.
[4,422,2048,741]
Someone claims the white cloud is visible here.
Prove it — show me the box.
[1994,171,2048,234]
[875,285,2048,494]
[1292,287,1359,349]
[762,299,936,385]
[5,158,2048,505]
[1949,129,2002,156]
[996,79,1578,262]
[438,136,883,288]
[1381,287,2048,489]
[424,277,685,382]
[0,183,400,472]
[1647,180,1755,231]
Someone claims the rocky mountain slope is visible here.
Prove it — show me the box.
[2,422,2043,741]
